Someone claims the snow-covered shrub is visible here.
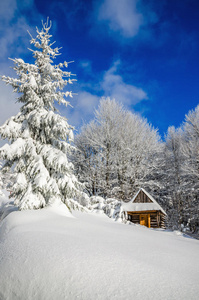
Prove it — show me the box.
[0,177,5,198]
[90,196,105,205]
[0,201,18,222]
[103,198,120,219]
[88,196,126,222]
[66,198,88,212]
[77,193,91,208]
[90,196,105,214]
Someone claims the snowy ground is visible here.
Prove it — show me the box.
[0,204,199,300]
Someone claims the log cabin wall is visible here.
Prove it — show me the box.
[128,213,140,224]
[149,213,158,228]
[160,213,167,229]
[127,211,166,228]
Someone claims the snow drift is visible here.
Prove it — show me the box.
[0,204,199,300]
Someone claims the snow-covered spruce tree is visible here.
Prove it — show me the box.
[0,161,14,197]
[0,162,5,198]
[0,20,81,210]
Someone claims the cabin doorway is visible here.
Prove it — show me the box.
[140,214,150,228]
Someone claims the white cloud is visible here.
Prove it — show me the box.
[101,60,148,105]
[66,60,147,130]
[0,0,43,124]
[79,60,93,74]
[66,91,100,129]
[0,17,33,59]
[0,0,43,60]
[76,91,99,114]
[0,0,17,23]
[0,81,20,126]
[97,0,143,38]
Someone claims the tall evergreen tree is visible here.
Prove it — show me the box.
[0,20,80,210]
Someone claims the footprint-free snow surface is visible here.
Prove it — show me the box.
[0,204,199,300]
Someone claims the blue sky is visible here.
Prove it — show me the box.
[0,0,199,138]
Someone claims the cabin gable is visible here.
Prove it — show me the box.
[122,188,166,229]
[133,189,153,203]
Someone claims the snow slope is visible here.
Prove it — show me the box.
[0,205,199,300]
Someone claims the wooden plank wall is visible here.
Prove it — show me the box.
[128,214,140,224]
[149,213,158,228]
[134,190,153,203]
[127,211,166,228]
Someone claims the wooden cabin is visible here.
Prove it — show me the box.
[122,188,167,228]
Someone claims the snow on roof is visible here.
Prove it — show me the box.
[122,188,167,215]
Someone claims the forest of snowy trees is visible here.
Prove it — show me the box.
[74,98,161,199]
[74,98,199,231]
[0,20,198,232]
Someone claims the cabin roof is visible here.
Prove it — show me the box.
[122,188,167,215]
